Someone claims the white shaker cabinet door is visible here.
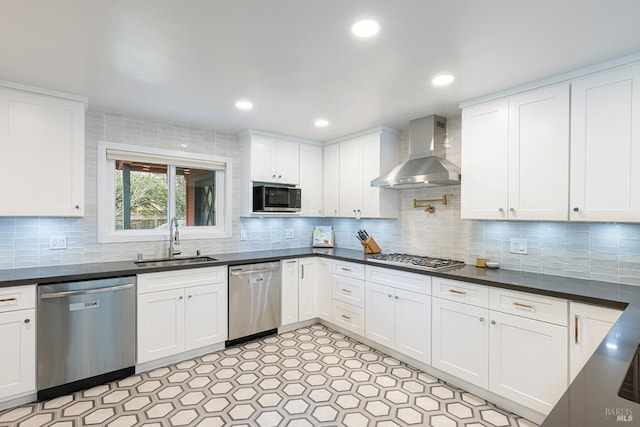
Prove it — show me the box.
[281,259,299,326]
[323,144,340,217]
[394,289,431,364]
[275,140,300,185]
[365,282,395,348]
[489,311,568,415]
[570,63,640,222]
[508,84,570,221]
[569,302,622,383]
[316,259,333,321]
[184,283,227,351]
[0,309,36,401]
[461,98,509,219]
[298,257,318,322]
[432,298,489,388]
[250,134,278,183]
[0,88,85,217]
[137,289,185,364]
[339,138,360,217]
[299,144,323,217]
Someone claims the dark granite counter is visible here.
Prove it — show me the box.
[0,247,638,426]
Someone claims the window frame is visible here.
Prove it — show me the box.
[97,141,232,243]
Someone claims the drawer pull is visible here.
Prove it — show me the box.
[341,267,352,272]
[449,289,466,295]
[513,302,534,310]
[0,297,17,303]
[341,314,352,320]
[388,294,392,298]
[575,315,580,344]
[341,288,352,293]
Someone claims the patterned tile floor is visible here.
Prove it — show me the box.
[0,324,538,427]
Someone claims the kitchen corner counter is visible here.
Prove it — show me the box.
[0,247,638,426]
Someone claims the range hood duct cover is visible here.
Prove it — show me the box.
[371,115,461,189]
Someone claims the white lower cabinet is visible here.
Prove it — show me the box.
[317,258,333,321]
[281,259,300,326]
[281,257,319,326]
[0,285,36,402]
[365,266,431,364]
[137,267,227,364]
[432,297,489,388]
[489,311,568,415]
[569,301,622,383]
[330,261,366,336]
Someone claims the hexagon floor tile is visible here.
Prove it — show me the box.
[0,324,538,426]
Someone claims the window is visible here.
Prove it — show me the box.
[98,141,232,243]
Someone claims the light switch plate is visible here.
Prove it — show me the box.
[510,238,528,254]
[285,229,294,239]
[240,230,248,241]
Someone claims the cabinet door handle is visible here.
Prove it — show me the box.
[479,317,485,322]
[341,267,352,272]
[301,264,305,279]
[575,315,580,344]
[272,174,277,179]
[394,296,399,300]
[388,294,392,298]
[498,208,504,213]
[341,314,352,320]
[491,320,496,325]
[0,297,17,303]
[24,318,31,324]
[449,289,466,295]
[188,295,192,299]
[179,296,184,300]
[341,288,352,293]
[286,260,297,264]
[513,302,534,310]
[75,204,81,210]
[278,175,282,179]
[509,207,515,213]
[573,207,579,212]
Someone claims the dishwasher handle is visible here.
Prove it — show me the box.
[230,267,280,276]
[40,283,135,299]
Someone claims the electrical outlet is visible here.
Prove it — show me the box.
[240,230,248,241]
[49,236,67,250]
[510,238,528,254]
[285,228,294,239]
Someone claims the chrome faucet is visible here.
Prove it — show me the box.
[168,217,181,258]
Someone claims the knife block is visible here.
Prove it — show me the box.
[361,236,382,254]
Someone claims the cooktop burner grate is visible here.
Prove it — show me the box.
[367,253,466,271]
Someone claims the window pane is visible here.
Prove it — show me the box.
[175,167,216,227]
[115,161,168,230]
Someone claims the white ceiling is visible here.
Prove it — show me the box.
[1,0,640,141]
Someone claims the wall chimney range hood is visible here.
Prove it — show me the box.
[371,115,461,189]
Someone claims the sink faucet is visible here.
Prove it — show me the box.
[168,217,181,258]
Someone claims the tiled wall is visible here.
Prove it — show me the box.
[0,110,638,286]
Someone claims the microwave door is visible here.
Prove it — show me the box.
[266,188,290,208]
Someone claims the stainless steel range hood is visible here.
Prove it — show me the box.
[371,115,461,189]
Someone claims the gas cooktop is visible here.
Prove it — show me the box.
[367,253,466,272]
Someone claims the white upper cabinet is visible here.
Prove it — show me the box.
[299,144,323,216]
[570,63,640,222]
[327,128,398,219]
[461,98,509,220]
[461,84,569,220]
[323,144,340,217]
[248,133,300,185]
[0,85,86,217]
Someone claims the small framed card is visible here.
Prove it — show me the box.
[312,226,334,248]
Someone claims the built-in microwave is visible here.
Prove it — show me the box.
[253,185,301,212]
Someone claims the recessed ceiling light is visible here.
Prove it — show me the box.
[315,119,329,127]
[432,74,455,86]
[351,19,379,38]
[235,100,253,110]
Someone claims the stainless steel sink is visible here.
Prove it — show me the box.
[134,256,217,268]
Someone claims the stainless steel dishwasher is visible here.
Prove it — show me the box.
[37,277,136,400]
[227,261,280,346]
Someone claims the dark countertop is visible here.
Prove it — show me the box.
[0,247,637,426]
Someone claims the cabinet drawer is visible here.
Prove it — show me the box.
[138,266,227,294]
[332,275,365,308]
[333,261,365,280]
[432,278,489,307]
[332,300,365,336]
[0,285,36,313]
[490,288,568,326]
[366,266,431,295]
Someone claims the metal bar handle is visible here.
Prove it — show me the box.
[575,315,580,344]
[449,289,466,295]
[341,288,352,293]
[0,297,18,303]
[230,267,280,276]
[513,302,535,310]
[40,283,134,299]
[341,314,352,320]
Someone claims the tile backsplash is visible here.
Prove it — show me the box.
[0,111,638,286]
